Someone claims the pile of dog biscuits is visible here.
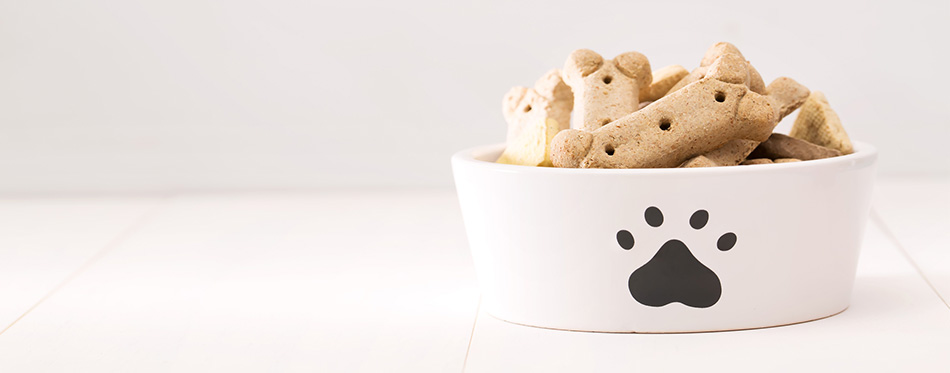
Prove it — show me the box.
[496,42,853,168]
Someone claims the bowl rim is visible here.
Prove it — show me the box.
[452,140,877,175]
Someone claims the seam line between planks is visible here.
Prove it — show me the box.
[0,195,173,336]
[462,296,482,373]
[871,208,950,311]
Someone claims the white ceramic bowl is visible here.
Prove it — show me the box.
[452,142,877,333]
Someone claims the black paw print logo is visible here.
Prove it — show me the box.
[617,206,736,308]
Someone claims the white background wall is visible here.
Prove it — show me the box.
[1,0,947,192]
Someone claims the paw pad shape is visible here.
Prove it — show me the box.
[617,207,736,308]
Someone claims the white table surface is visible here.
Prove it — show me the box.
[0,178,947,372]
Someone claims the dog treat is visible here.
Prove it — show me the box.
[680,139,760,168]
[698,42,743,67]
[562,49,651,131]
[766,77,810,119]
[748,133,842,161]
[680,155,718,168]
[639,65,689,102]
[668,42,766,96]
[497,71,573,166]
[552,54,807,168]
[497,42,851,169]
[532,69,574,131]
[665,67,707,97]
[741,158,773,165]
[790,91,853,154]
[702,42,766,94]
[748,67,766,95]
[496,117,561,166]
[685,84,802,166]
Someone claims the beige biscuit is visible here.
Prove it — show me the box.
[502,86,550,142]
[562,49,652,131]
[748,133,842,161]
[682,43,746,90]
[666,67,707,96]
[748,66,766,95]
[667,42,766,96]
[502,86,530,125]
[680,155,718,168]
[741,158,773,165]
[638,100,652,110]
[532,69,574,131]
[681,139,760,167]
[700,42,766,94]
[700,42,742,66]
[765,77,810,120]
[639,65,689,102]
[551,54,802,169]
[790,91,853,154]
[496,118,561,167]
[774,158,802,163]
[497,71,574,166]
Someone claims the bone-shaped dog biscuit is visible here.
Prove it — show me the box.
[667,42,766,96]
[680,139,760,168]
[497,70,574,166]
[741,158,773,165]
[532,69,574,131]
[789,91,853,154]
[681,74,809,167]
[679,155,718,168]
[766,77,811,119]
[502,70,572,131]
[562,49,651,131]
[551,54,806,168]
[666,67,707,97]
[639,65,689,102]
[496,117,561,167]
[739,157,802,165]
[748,133,842,161]
[701,42,766,94]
